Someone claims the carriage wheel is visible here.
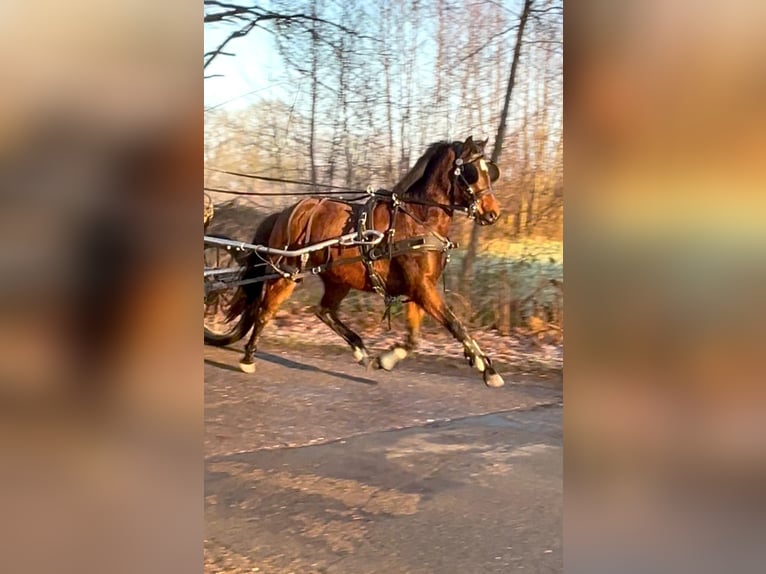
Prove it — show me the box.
[204,236,253,346]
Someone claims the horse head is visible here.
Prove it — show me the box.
[451,136,501,226]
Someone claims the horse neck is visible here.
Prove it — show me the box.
[402,152,454,235]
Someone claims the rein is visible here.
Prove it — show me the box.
[206,168,366,193]
[391,195,470,216]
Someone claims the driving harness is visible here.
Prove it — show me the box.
[257,152,495,312]
[354,192,455,301]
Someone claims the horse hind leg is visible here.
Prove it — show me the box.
[376,302,423,371]
[239,277,296,373]
[315,281,371,368]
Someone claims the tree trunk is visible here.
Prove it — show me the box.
[515,99,530,237]
[308,5,319,188]
[460,0,533,284]
[397,0,414,179]
[339,39,352,187]
[384,56,394,182]
[380,0,394,184]
[431,0,446,140]
[533,41,551,234]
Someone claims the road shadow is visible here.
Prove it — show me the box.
[205,351,377,385]
[204,358,242,374]
[258,352,378,386]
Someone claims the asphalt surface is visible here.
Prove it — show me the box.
[205,341,562,574]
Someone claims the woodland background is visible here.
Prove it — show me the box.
[204,0,563,342]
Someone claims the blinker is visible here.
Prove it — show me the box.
[487,161,500,182]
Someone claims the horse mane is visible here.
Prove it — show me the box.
[392,140,463,197]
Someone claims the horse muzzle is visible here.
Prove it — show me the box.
[478,210,500,226]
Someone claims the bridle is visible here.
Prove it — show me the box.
[452,153,496,220]
[386,148,499,221]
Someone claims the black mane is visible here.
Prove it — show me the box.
[392,140,463,198]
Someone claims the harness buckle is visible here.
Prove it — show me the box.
[358,211,368,241]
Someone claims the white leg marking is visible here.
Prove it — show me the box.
[464,340,486,372]
[379,347,407,371]
[393,347,408,360]
[352,346,368,363]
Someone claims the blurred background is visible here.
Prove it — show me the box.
[0,1,200,573]
[204,0,563,355]
[566,1,766,572]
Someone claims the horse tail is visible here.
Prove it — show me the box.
[225,212,281,325]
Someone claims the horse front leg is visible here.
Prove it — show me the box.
[414,285,505,388]
[376,302,424,371]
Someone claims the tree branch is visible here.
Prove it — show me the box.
[460,25,519,62]
[204,2,366,70]
[204,17,258,69]
[530,4,563,16]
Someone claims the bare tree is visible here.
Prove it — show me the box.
[205,0,563,309]
[460,0,534,284]
[308,3,319,187]
[204,1,356,74]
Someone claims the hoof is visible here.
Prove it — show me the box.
[377,352,396,371]
[352,347,373,370]
[377,346,408,371]
[352,346,368,363]
[239,361,256,374]
[483,370,505,388]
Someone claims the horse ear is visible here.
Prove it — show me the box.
[464,135,474,149]
[481,138,489,149]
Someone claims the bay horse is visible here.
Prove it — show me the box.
[228,135,505,387]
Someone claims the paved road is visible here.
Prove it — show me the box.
[205,341,562,574]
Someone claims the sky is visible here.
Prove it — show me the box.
[202,0,522,113]
[201,0,554,143]
[204,23,289,110]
